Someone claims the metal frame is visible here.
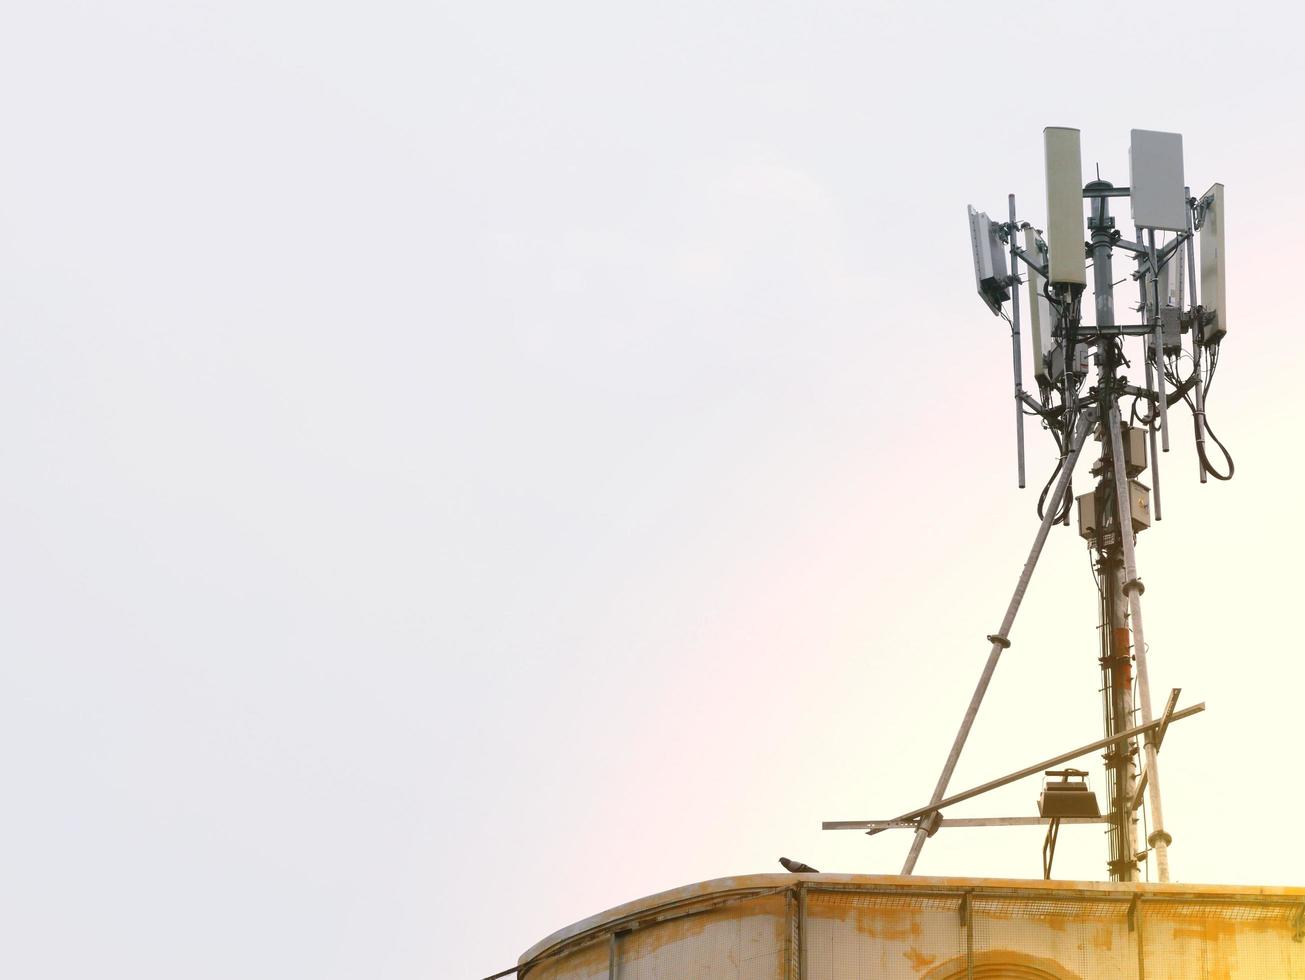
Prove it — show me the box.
[852,816,1106,830]
[1042,817,1062,879]
[827,141,1232,883]
[823,700,1202,832]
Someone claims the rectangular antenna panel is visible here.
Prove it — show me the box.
[1023,228,1054,384]
[1043,127,1086,286]
[1160,305,1182,352]
[1157,248,1184,310]
[1200,183,1226,344]
[968,206,1009,315]
[1130,130,1187,231]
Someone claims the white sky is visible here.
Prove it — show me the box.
[2,2,1303,978]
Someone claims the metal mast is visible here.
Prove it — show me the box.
[823,127,1232,884]
[1086,180,1141,881]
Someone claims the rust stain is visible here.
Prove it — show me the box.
[1088,923,1115,951]
[809,898,923,940]
[1157,914,1240,980]
[903,947,937,970]
[851,904,922,940]
[1040,912,1071,933]
[1169,917,1237,943]
[771,908,789,949]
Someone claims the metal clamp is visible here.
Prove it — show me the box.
[919,811,943,838]
[986,633,1011,649]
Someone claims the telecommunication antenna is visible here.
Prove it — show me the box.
[823,128,1233,883]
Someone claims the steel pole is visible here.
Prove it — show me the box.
[1107,402,1171,881]
[1136,223,1162,522]
[1100,544,1139,880]
[1185,188,1209,484]
[1089,183,1116,330]
[899,412,1093,874]
[1147,230,1170,452]
[1009,194,1027,489]
[1090,187,1138,881]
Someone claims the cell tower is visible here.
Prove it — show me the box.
[823,128,1232,883]
[502,127,1305,980]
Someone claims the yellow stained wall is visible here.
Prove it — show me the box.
[520,874,1305,980]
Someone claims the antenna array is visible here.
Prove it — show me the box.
[824,128,1233,884]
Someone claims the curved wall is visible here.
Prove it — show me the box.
[519,874,1305,980]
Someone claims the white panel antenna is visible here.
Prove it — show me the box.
[1199,183,1226,344]
[1130,130,1187,232]
[1043,128,1086,286]
[968,206,1009,315]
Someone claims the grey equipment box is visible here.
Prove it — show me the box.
[1077,480,1151,542]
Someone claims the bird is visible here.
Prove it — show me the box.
[779,857,819,874]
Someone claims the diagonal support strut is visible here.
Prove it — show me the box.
[898,411,1095,875]
[1130,688,1180,812]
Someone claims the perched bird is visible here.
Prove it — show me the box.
[779,857,819,874]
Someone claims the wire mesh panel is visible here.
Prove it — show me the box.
[970,896,1133,979]
[803,891,964,979]
[520,876,1305,980]
[1140,901,1305,980]
[615,893,788,980]
[525,937,610,980]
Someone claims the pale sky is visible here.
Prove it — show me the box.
[2,3,1302,979]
